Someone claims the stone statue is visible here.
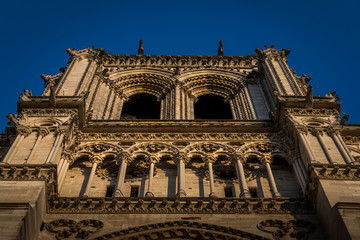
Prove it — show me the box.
[138,40,144,55]
[218,40,224,56]
[306,85,313,102]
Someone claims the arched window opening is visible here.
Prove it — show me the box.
[194,94,233,119]
[121,93,160,119]
[272,156,301,198]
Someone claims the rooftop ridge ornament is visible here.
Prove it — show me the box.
[218,40,224,56]
[138,40,144,55]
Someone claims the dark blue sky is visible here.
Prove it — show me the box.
[1,1,359,129]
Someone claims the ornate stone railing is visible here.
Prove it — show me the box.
[48,197,312,214]
[309,163,360,180]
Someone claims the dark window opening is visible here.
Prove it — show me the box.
[106,185,115,197]
[121,93,160,119]
[272,156,290,166]
[130,186,139,197]
[194,94,233,119]
[224,186,234,197]
[249,187,259,198]
[246,157,261,164]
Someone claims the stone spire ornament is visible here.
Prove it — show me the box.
[138,40,144,55]
[218,40,224,56]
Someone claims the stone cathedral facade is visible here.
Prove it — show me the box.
[0,43,359,240]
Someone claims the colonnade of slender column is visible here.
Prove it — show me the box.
[176,154,187,197]
[82,155,102,197]
[60,151,306,198]
[234,156,250,198]
[261,155,281,198]
[145,156,159,197]
[113,155,130,197]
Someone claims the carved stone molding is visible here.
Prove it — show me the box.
[0,164,57,196]
[81,132,280,141]
[257,219,316,240]
[93,221,268,240]
[20,109,78,117]
[309,164,360,181]
[342,136,360,144]
[285,108,340,117]
[45,219,104,240]
[102,54,259,71]
[48,197,313,214]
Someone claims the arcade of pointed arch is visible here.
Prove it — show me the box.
[66,141,290,166]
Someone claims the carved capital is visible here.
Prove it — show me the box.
[204,155,217,163]
[90,155,103,164]
[174,152,190,164]
[260,154,272,165]
[233,154,245,164]
[119,152,133,164]
[17,126,32,137]
[39,127,50,137]
[148,155,160,164]
[311,128,323,137]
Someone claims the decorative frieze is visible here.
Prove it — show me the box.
[81,132,281,141]
[309,164,360,180]
[102,54,259,70]
[48,197,312,214]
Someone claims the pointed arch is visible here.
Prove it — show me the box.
[126,142,180,161]
[183,142,236,161]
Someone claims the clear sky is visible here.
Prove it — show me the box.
[1,0,359,130]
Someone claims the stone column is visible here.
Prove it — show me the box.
[27,128,49,163]
[261,155,280,198]
[113,153,131,197]
[175,85,181,120]
[145,156,158,197]
[46,129,66,164]
[82,155,102,197]
[206,156,217,198]
[298,129,316,162]
[2,128,30,163]
[176,153,187,197]
[234,155,250,198]
[313,129,334,164]
[330,130,355,164]
[58,160,70,191]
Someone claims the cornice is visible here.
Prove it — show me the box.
[102,54,259,70]
[309,164,360,181]
[49,197,312,214]
[83,120,275,133]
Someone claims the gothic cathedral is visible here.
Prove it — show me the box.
[0,42,359,239]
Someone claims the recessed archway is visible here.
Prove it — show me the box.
[194,94,233,119]
[121,93,161,119]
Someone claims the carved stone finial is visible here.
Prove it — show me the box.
[138,40,144,55]
[264,44,274,49]
[282,48,291,56]
[19,89,32,101]
[218,40,224,56]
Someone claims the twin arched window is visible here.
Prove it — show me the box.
[120,93,233,120]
